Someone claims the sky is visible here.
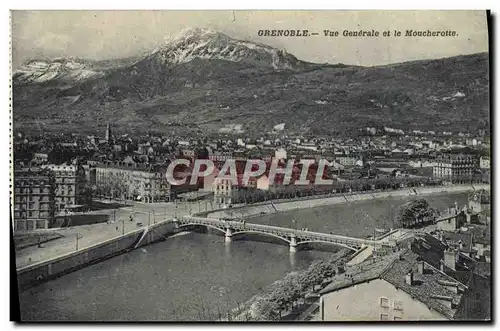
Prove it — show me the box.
[11,10,489,68]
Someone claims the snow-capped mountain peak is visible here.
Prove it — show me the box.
[13,29,310,86]
[14,58,104,85]
[168,27,221,42]
[149,28,308,70]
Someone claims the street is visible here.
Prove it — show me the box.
[15,199,215,269]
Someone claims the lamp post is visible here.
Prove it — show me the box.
[23,206,28,226]
[76,234,83,251]
[64,209,71,228]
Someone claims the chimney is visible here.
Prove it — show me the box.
[405,270,414,286]
[438,231,444,242]
[437,280,459,294]
[417,261,425,274]
[443,249,457,271]
[466,212,472,224]
[431,295,454,309]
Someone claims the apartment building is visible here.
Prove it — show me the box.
[42,164,87,211]
[212,177,237,206]
[433,152,479,184]
[94,161,171,202]
[13,167,56,230]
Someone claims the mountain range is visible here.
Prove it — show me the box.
[12,28,490,137]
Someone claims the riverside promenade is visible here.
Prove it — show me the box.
[207,184,489,220]
[15,200,210,270]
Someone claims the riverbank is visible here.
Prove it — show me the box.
[223,248,352,321]
[15,197,212,271]
[16,219,178,291]
[14,232,63,250]
[16,229,143,291]
[206,184,488,220]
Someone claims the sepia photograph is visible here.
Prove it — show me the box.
[10,10,491,322]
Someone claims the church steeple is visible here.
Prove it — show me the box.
[105,123,112,143]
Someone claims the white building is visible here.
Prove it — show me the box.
[213,177,237,206]
[256,174,270,191]
[480,156,490,169]
[318,250,467,321]
[275,148,287,160]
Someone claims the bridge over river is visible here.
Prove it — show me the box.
[174,216,404,252]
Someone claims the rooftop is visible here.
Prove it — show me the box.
[442,231,473,253]
[320,248,467,320]
[381,250,466,320]
[467,224,491,245]
[14,167,54,178]
[411,234,474,285]
[320,251,400,295]
[95,160,169,172]
[474,262,491,279]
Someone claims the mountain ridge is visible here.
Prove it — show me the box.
[12,29,489,136]
[13,28,318,86]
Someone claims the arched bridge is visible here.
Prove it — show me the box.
[174,216,395,252]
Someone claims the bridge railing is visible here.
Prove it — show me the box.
[181,216,401,248]
[181,216,380,247]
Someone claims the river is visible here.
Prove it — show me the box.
[252,192,470,238]
[19,232,331,321]
[18,192,469,321]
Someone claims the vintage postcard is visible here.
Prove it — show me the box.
[10,10,491,322]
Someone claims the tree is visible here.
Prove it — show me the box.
[81,183,95,203]
[251,296,281,321]
[95,173,130,200]
[394,199,436,228]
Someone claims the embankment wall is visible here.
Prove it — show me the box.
[16,220,180,291]
[205,184,489,219]
[134,221,177,248]
[16,230,143,291]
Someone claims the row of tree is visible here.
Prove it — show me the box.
[88,173,167,201]
[230,177,444,205]
[243,250,351,321]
